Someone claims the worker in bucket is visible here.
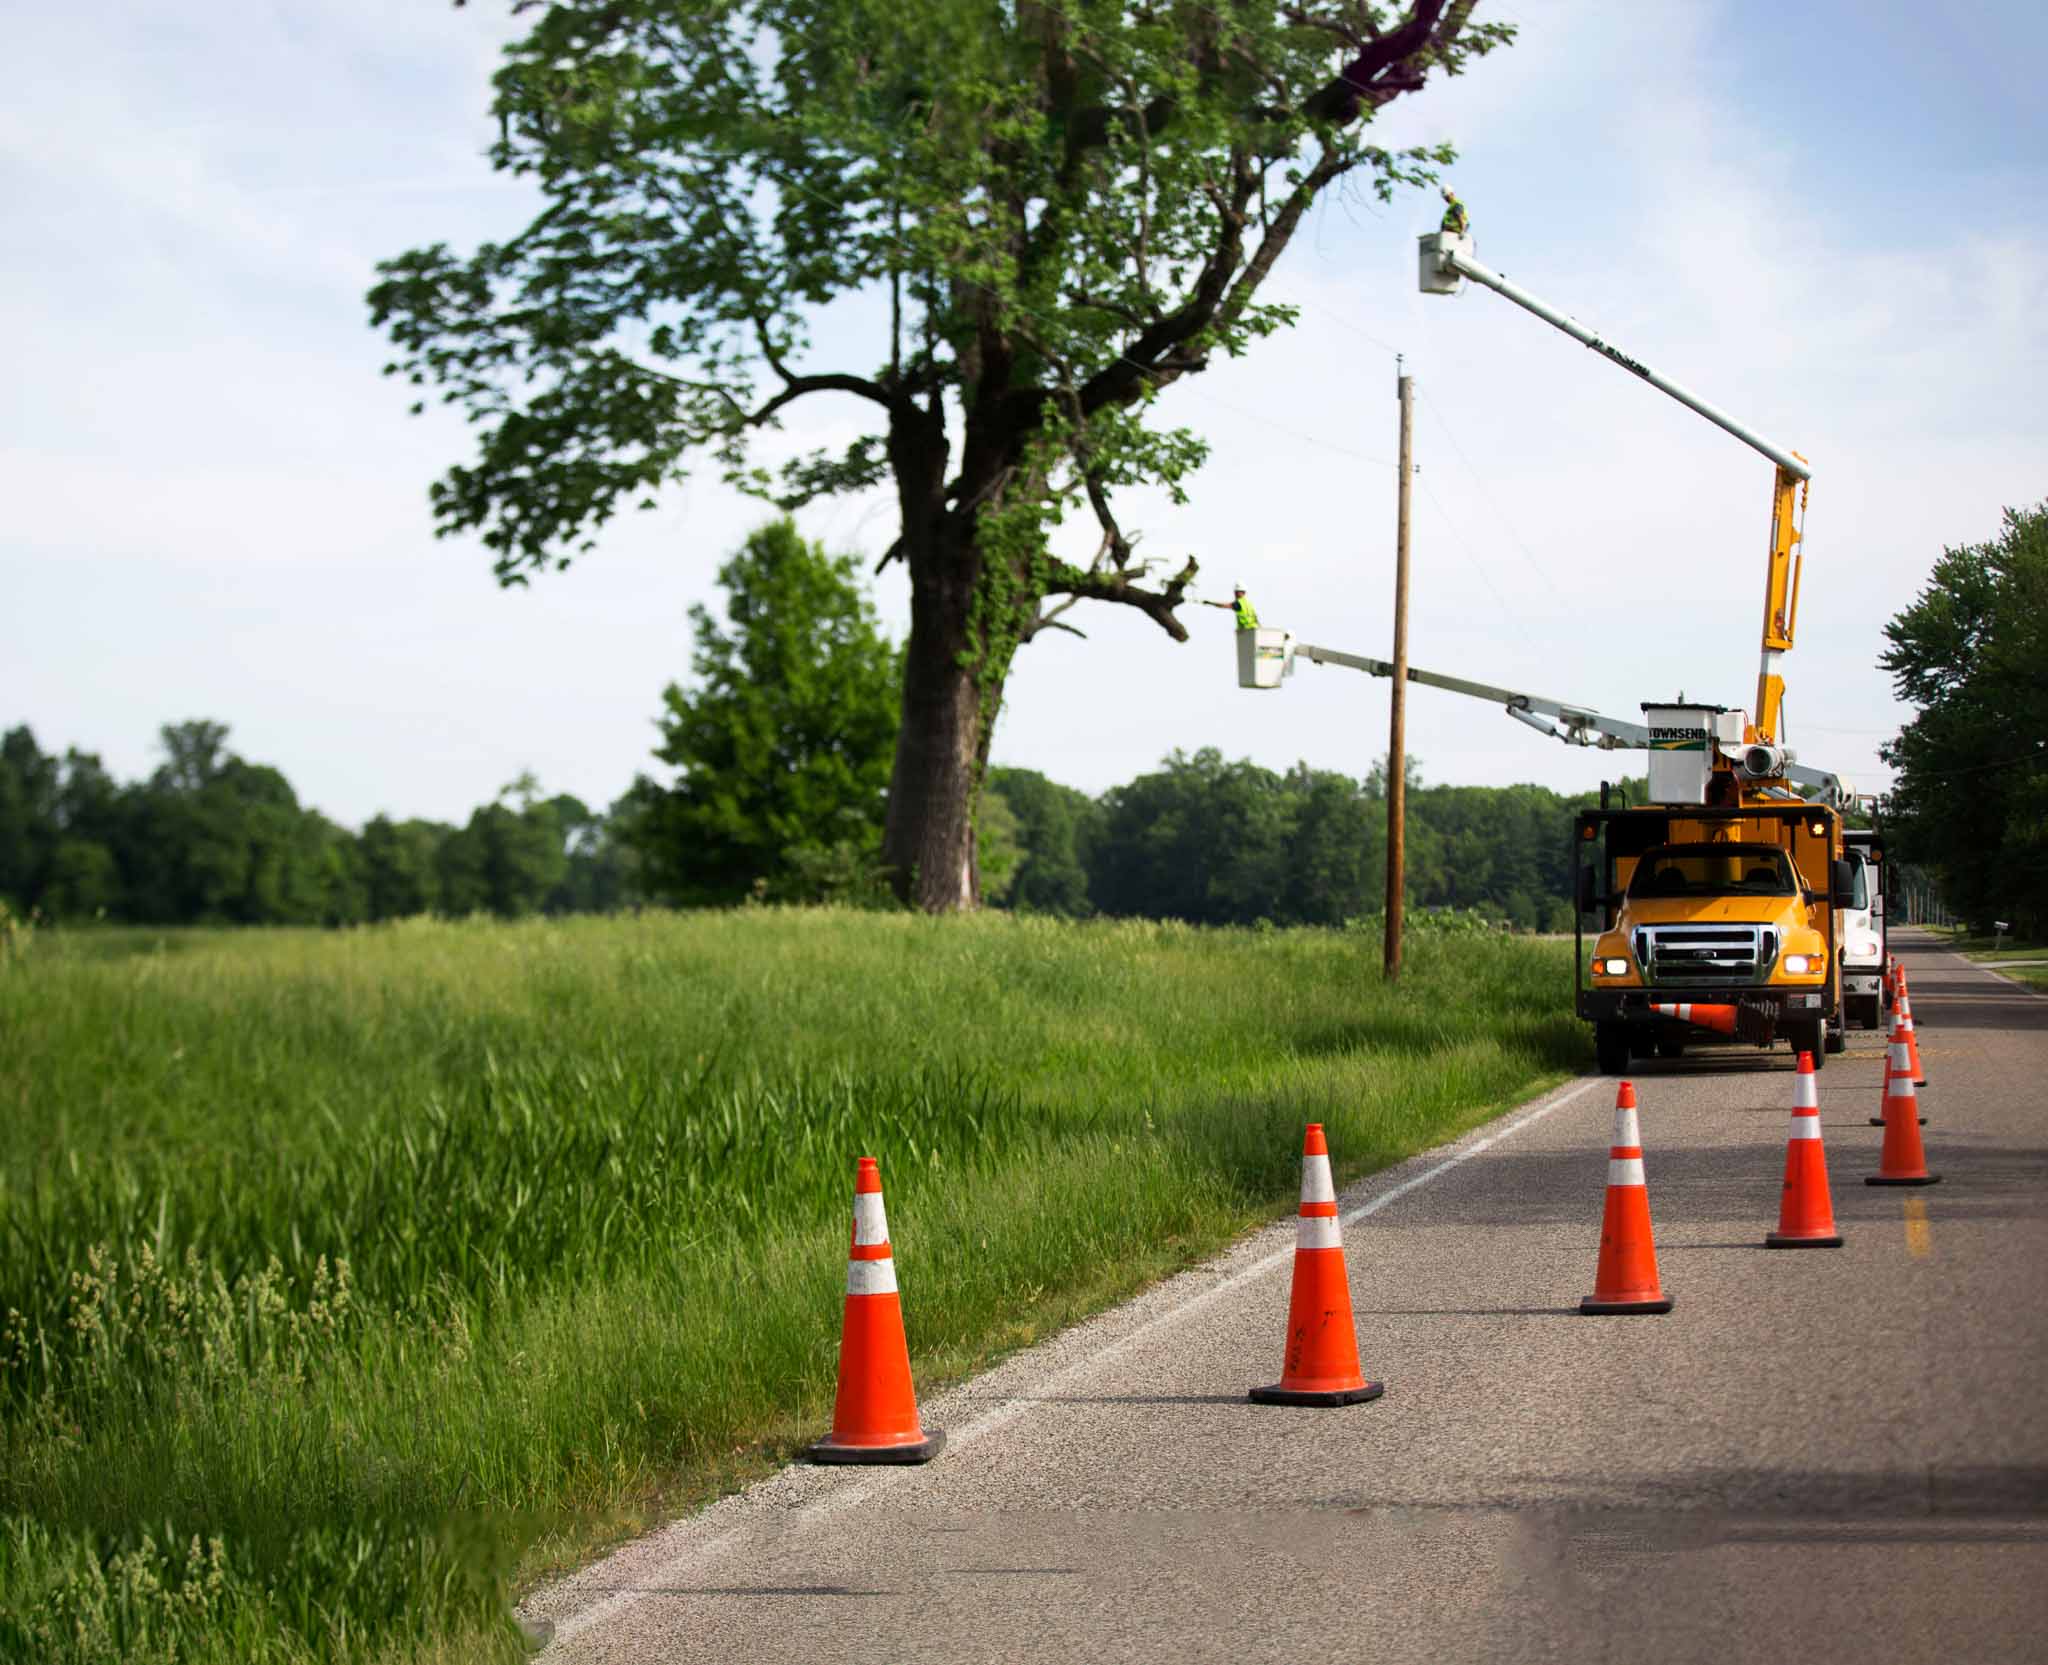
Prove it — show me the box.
[1202,587,1259,630]
[1440,186,1469,237]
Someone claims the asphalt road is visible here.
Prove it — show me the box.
[526,929,2048,1664]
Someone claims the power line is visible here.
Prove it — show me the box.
[1414,385,1568,609]
[1412,465,1515,624]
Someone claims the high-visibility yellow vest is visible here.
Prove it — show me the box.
[1233,598,1259,630]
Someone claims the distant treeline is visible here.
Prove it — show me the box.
[2,721,1622,931]
[991,752,1606,931]
[0,722,641,927]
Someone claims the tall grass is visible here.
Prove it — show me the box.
[0,910,1585,1662]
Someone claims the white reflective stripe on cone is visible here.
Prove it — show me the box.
[1790,1114,1822,1141]
[1607,1156,1647,1187]
[853,1192,889,1247]
[1794,1073,1818,1111]
[1890,1041,1911,1073]
[1300,1153,1336,1205]
[846,1258,899,1296]
[1612,1106,1641,1147]
[1296,1214,1343,1251]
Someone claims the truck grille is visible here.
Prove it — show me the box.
[1634,925,1778,985]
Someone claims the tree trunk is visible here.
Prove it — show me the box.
[882,543,1000,911]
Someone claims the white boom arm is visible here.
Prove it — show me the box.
[1422,235,1810,481]
[1290,641,1648,749]
[1265,633,1847,805]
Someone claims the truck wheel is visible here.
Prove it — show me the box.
[1788,1019,1826,1068]
[1595,1022,1632,1075]
[1825,1022,1847,1056]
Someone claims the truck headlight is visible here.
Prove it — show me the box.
[1597,957,1630,976]
[1782,953,1816,974]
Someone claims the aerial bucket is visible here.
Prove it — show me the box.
[1237,628,1295,690]
[1417,231,1470,295]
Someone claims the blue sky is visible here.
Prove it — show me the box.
[5,1,2043,827]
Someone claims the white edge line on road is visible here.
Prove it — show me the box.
[544,1074,1601,1653]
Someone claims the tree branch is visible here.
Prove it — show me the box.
[751,313,910,417]
[1042,555,1200,642]
[1018,592,1087,643]
[1302,0,1452,124]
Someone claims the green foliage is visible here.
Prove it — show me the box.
[3,910,1581,1662]
[975,786,1024,904]
[369,3,1508,572]
[986,766,1098,915]
[633,520,900,903]
[1881,499,2048,935]
[1086,749,1595,929]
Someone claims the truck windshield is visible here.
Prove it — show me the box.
[1627,845,1796,899]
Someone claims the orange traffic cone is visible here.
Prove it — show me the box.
[1249,1124,1384,1406]
[1765,1052,1843,1248]
[807,1157,945,1463]
[1869,1027,1928,1126]
[1581,1083,1673,1314]
[1896,974,1928,1086]
[1649,1002,1738,1036]
[1867,1028,1940,1187]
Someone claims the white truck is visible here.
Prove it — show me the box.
[1840,829,1888,1030]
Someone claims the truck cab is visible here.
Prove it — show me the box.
[1576,800,1854,1074]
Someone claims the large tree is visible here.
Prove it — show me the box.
[372,0,1510,909]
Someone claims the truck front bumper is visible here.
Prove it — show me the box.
[1579,986,1831,1028]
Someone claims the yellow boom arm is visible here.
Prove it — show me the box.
[1753,465,1808,744]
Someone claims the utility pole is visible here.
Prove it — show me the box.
[1386,359,1414,981]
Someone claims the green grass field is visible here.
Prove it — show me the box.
[0,911,1584,1663]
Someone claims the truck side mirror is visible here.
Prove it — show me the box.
[1577,864,1600,916]
[1829,859,1857,908]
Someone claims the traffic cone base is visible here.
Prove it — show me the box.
[1249,1125,1384,1409]
[1865,1172,1940,1188]
[1580,1083,1673,1315]
[810,1428,946,1464]
[1249,1379,1385,1407]
[807,1158,944,1466]
[1580,1294,1674,1315]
